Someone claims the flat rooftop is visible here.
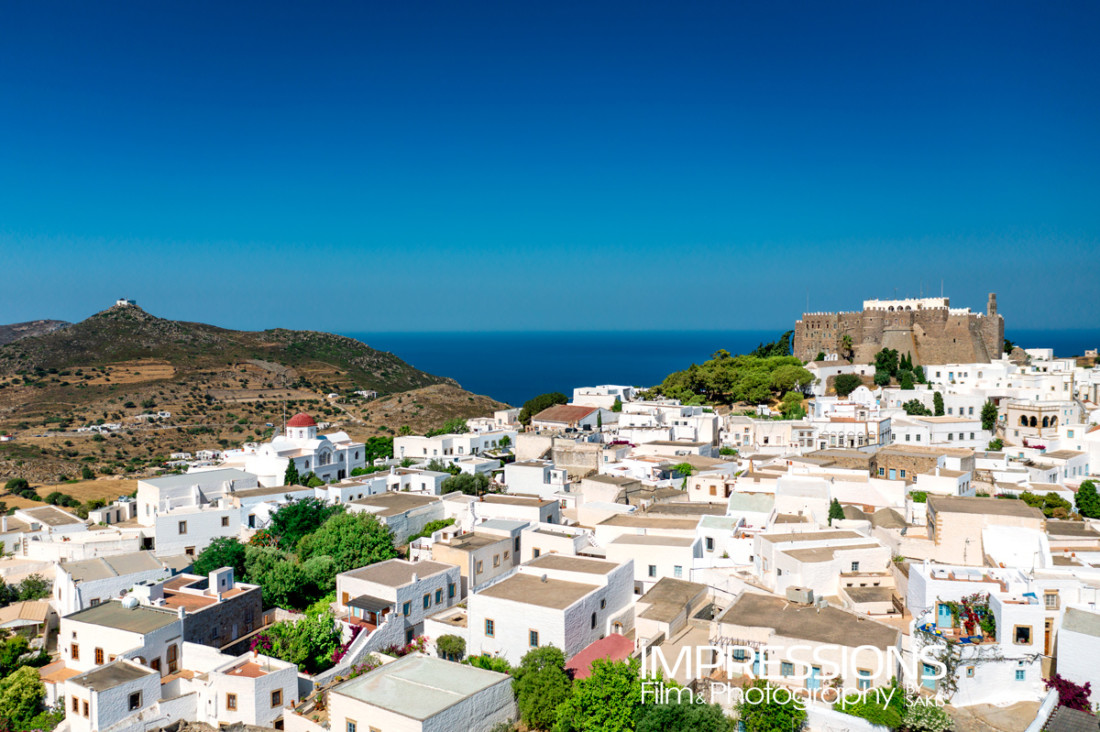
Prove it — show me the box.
[66,600,179,634]
[341,559,454,586]
[643,502,727,517]
[638,577,708,623]
[440,533,503,551]
[782,543,882,563]
[141,469,255,490]
[717,592,899,648]
[480,494,555,507]
[759,530,863,544]
[475,573,596,609]
[596,514,699,531]
[608,535,696,548]
[333,654,508,720]
[527,553,618,575]
[20,505,83,526]
[350,492,439,516]
[61,551,166,582]
[72,661,156,692]
[927,496,1044,518]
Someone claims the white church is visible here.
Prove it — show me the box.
[219,412,367,486]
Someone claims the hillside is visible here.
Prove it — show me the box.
[0,304,507,485]
[0,319,70,346]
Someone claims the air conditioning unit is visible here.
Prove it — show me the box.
[786,586,814,605]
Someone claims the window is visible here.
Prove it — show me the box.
[1044,591,1059,610]
[705,537,714,551]
[591,612,597,629]
[514,536,521,552]
[95,647,104,664]
[878,468,885,476]
[1015,669,1026,681]
[600,598,606,610]
[857,669,871,690]
[1014,625,1032,645]
[648,565,657,578]
[272,690,282,707]
[850,562,860,572]
[178,521,187,534]
[83,701,89,718]
[71,643,79,661]
[346,720,357,732]
[966,666,975,678]
[780,662,794,677]
[403,601,411,616]
[90,598,101,606]
[529,630,539,647]
[423,594,430,609]
[485,619,495,637]
[167,643,179,673]
[151,658,161,672]
[532,548,541,558]
[221,516,230,527]
[227,693,238,711]
[493,554,501,568]
[673,565,683,578]
[503,550,510,561]
[435,589,443,604]
[185,546,195,557]
[448,583,456,599]
[71,697,79,712]
[476,561,483,574]
[709,485,717,496]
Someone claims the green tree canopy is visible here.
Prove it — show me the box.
[283,459,301,487]
[244,546,311,609]
[192,537,247,579]
[828,498,844,526]
[1076,480,1100,519]
[981,400,999,431]
[834,374,862,397]
[554,658,642,732]
[636,700,734,732]
[255,612,343,674]
[903,399,932,416]
[520,392,570,424]
[440,472,492,496]
[735,680,807,732]
[513,646,573,731]
[270,498,344,548]
[436,634,466,661]
[933,391,945,416]
[0,666,48,729]
[297,512,397,574]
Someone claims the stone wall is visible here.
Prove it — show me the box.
[793,294,1003,365]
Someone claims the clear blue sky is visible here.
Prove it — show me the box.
[2,1,1098,331]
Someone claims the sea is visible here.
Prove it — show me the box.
[343,329,1100,408]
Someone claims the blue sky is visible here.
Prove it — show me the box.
[1,1,1098,331]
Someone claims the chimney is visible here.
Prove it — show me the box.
[411,573,418,583]
[177,606,186,620]
[1,516,6,532]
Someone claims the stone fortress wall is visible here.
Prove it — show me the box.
[793,293,1004,366]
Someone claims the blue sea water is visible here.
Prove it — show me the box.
[344,329,1100,408]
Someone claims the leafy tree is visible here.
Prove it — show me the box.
[15,575,49,602]
[283,459,301,487]
[833,687,904,728]
[840,334,854,360]
[988,438,1004,451]
[933,391,945,416]
[435,634,466,661]
[513,646,572,731]
[0,666,48,730]
[735,680,806,732]
[874,348,900,377]
[834,374,862,397]
[398,425,412,436]
[981,400,998,431]
[440,472,491,496]
[828,498,844,526]
[304,472,325,488]
[442,418,468,434]
[520,392,569,425]
[1075,480,1100,519]
[780,392,805,419]
[554,658,642,732]
[750,331,793,358]
[425,459,461,475]
[407,518,456,543]
[899,371,915,390]
[814,351,825,362]
[636,700,734,732]
[252,612,342,674]
[873,370,891,387]
[297,512,397,574]
[611,398,622,413]
[270,498,343,548]
[770,364,813,393]
[499,435,512,449]
[903,399,932,416]
[914,365,926,383]
[465,655,513,674]
[910,490,928,503]
[363,436,394,463]
[3,479,29,496]
[192,537,247,579]
[244,546,309,609]
[81,465,95,480]
[1004,338,1015,354]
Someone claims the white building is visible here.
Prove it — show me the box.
[54,552,177,616]
[218,412,366,486]
[394,429,517,463]
[336,558,461,646]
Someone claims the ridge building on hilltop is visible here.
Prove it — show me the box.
[793,293,1004,365]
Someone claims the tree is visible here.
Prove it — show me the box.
[3,479,29,496]
[899,371,914,390]
[834,374,862,397]
[253,612,343,674]
[611,397,622,413]
[440,472,491,496]
[828,498,844,526]
[554,658,641,732]
[0,666,48,730]
[398,425,412,436]
[283,459,301,487]
[465,654,513,674]
[513,646,572,731]
[1076,480,1100,519]
[987,438,1004,451]
[520,392,569,425]
[192,537,247,579]
[597,411,602,429]
[901,702,952,732]
[903,399,932,416]
[1004,338,1016,354]
[981,400,998,431]
[840,334,854,360]
[270,498,343,548]
[933,391,945,416]
[1044,674,1093,712]
[770,364,813,393]
[814,351,825,362]
[297,512,397,574]
[780,392,805,419]
[873,370,891,387]
[81,465,95,480]
[874,348,900,377]
[435,634,466,662]
[15,575,49,601]
[244,546,309,609]
[636,700,734,732]
[735,680,806,732]
[914,365,926,383]
[499,435,512,449]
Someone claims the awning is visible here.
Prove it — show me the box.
[348,595,391,613]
